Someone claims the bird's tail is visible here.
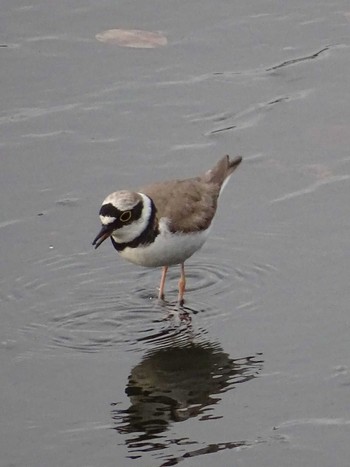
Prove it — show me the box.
[202,155,242,187]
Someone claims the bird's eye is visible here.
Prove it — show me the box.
[120,211,132,222]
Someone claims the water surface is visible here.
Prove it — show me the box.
[1,1,350,466]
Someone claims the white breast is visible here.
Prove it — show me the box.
[118,219,211,267]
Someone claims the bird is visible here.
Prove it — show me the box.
[92,155,242,305]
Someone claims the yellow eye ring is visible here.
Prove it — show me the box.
[120,211,132,222]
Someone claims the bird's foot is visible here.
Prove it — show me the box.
[165,307,192,325]
[179,309,191,323]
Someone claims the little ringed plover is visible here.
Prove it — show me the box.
[93,155,242,304]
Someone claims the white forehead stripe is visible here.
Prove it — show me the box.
[103,191,140,211]
[100,215,116,225]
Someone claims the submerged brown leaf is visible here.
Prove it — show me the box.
[96,29,167,48]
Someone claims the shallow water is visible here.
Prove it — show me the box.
[1,1,350,466]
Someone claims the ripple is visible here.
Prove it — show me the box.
[4,239,276,354]
[271,174,350,203]
[48,292,212,354]
[49,296,168,353]
[3,252,127,349]
[275,418,350,429]
[129,256,250,303]
[7,250,200,354]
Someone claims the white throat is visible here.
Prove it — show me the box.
[111,193,152,243]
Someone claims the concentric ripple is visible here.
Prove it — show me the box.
[3,250,199,354]
[129,260,233,302]
[3,239,276,354]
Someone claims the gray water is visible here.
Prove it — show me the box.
[1,1,350,466]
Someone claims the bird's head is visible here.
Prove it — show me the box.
[92,191,152,248]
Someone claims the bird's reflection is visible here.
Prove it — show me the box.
[111,332,263,458]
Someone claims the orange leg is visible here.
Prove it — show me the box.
[158,266,168,300]
[178,263,186,306]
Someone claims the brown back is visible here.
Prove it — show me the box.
[140,155,242,233]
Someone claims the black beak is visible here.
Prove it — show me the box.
[92,225,113,249]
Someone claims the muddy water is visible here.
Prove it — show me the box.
[1,1,350,466]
